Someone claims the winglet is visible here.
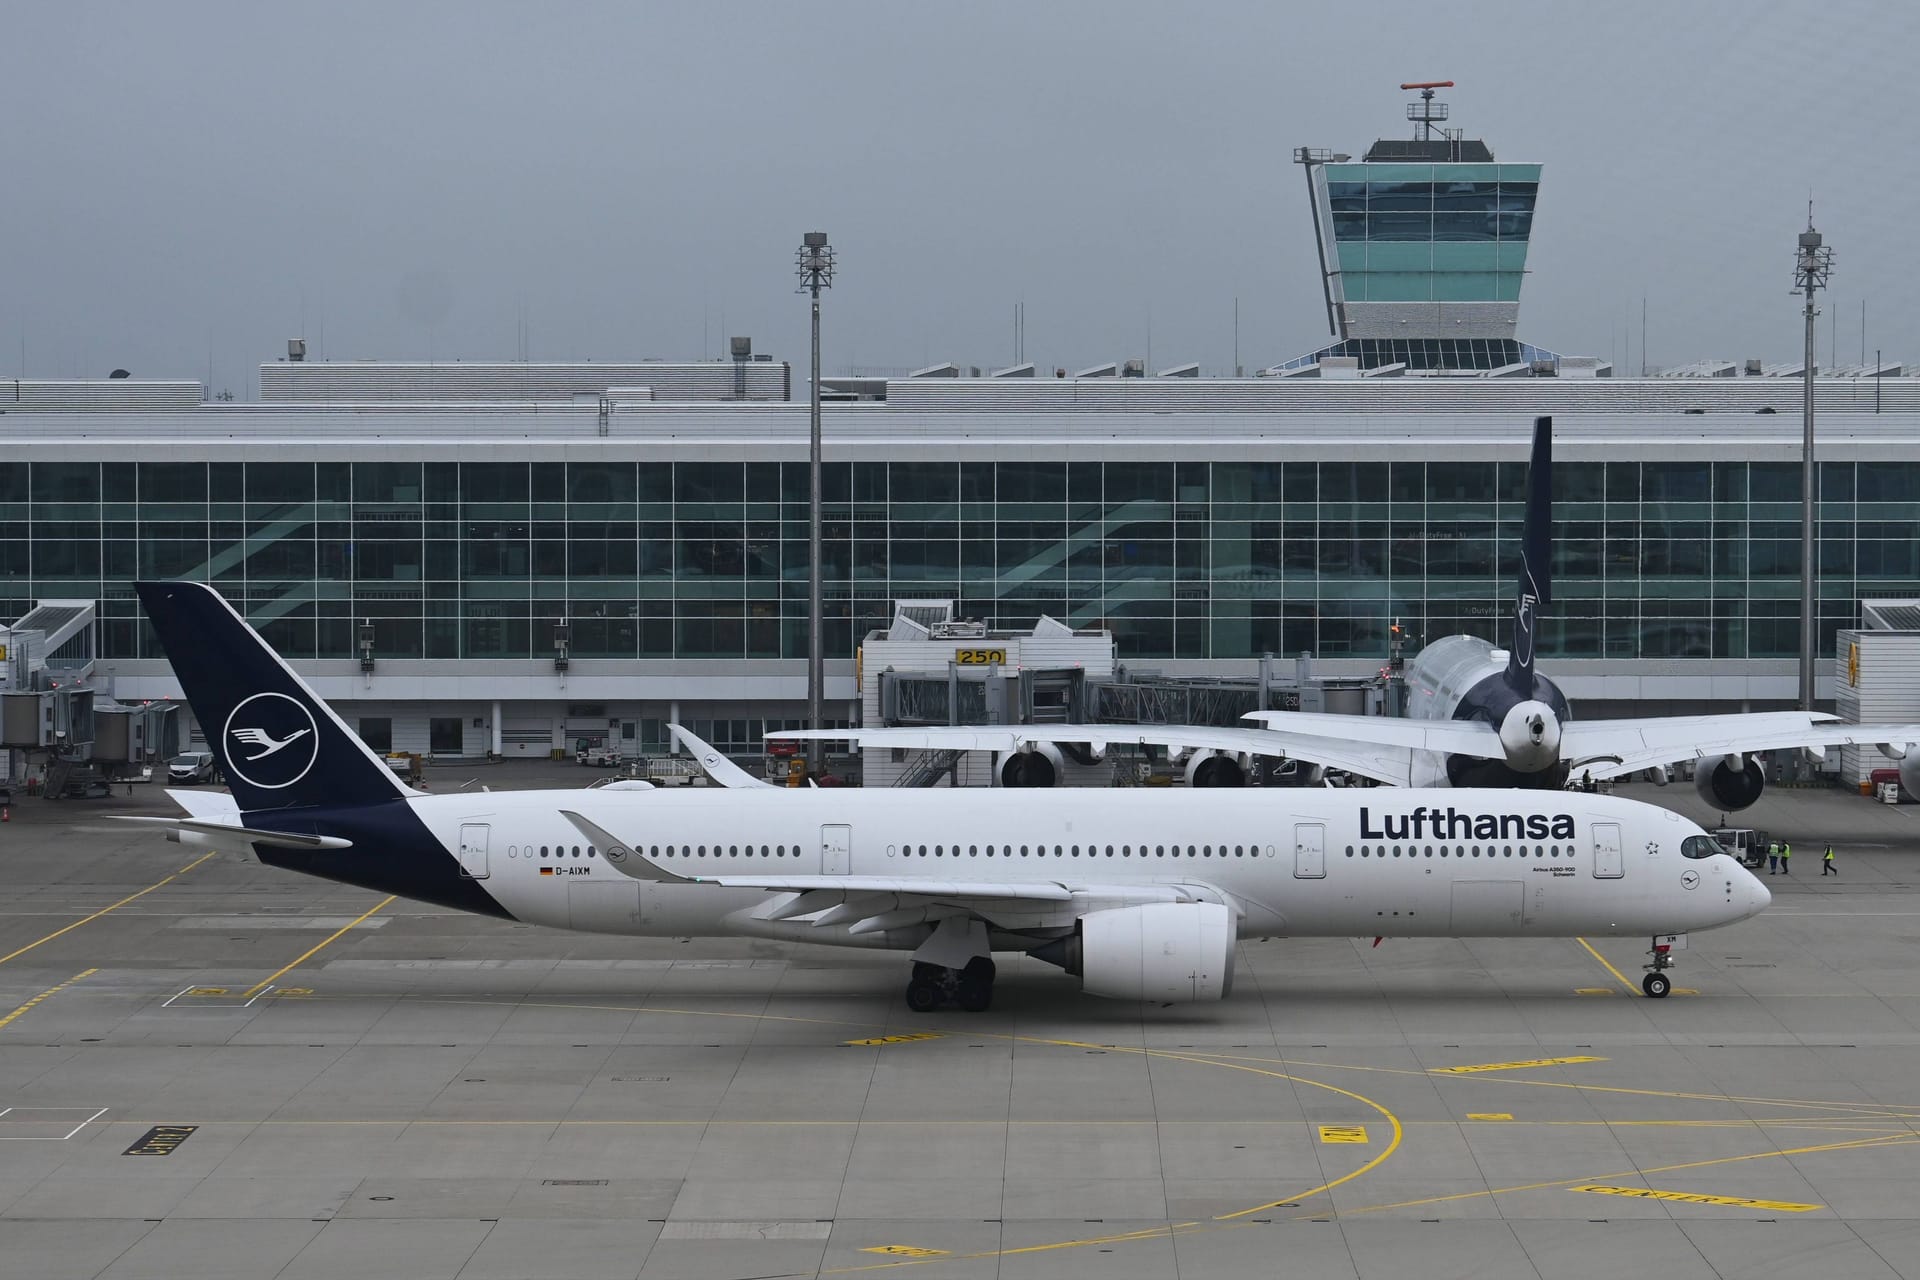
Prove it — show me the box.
[558,809,692,884]
[1507,415,1553,697]
[669,723,778,789]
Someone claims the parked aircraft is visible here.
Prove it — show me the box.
[777,417,1920,816]
[119,581,1767,1009]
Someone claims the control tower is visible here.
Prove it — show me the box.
[1284,83,1557,373]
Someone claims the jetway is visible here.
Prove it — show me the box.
[856,601,1382,787]
[2,599,180,798]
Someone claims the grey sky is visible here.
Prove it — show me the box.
[4,0,1911,395]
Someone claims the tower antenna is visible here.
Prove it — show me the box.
[1400,80,1455,141]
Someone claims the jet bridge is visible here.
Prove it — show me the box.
[2,599,177,797]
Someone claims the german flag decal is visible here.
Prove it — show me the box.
[538,867,554,876]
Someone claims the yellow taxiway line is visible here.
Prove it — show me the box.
[240,895,395,998]
[0,968,97,1032]
[1576,936,1641,994]
[0,851,217,969]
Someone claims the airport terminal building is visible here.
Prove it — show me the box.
[6,92,1919,760]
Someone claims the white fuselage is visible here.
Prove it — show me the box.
[407,785,1766,951]
[1404,635,1513,786]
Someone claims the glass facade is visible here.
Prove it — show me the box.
[1274,338,1563,373]
[2,457,1913,665]
[1322,162,1539,304]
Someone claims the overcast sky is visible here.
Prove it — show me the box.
[4,0,1911,394]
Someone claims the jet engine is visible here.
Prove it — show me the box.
[1029,902,1235,1002]
[1184,750,1248,788]
[1694,753,1766,811]
[994,741,1063,787]
[1883,743,1920,799]
[1497,699,1563,773]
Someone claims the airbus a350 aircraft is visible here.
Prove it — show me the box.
[124,580,1767,1010]
[779,417,1920,815]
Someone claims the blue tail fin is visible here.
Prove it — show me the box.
[136,581,412,812]
[1506,415,1553,696]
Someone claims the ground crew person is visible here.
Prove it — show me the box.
[1780,841,1791,874]
[1767,842,1780,874]
[1823,844,1837,876]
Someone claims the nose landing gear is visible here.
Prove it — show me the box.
[1642,938,1675,998]
[904,957,996,1013]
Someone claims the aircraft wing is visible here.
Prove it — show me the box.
[1240,710,1509,761]
[560,810,1244,937]
[1563,712,1920,779]
[768,724,1416,787]
[666,722,778,789]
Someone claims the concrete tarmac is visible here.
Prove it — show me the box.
[2,766,1919,1278]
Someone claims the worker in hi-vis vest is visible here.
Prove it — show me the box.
[1823,844,1837,876]
[1779,841,1791,874]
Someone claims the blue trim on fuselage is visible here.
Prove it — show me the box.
[243,800,514,919]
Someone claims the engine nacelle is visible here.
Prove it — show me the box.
[1694,753,1766,811]
[1184,750,1248,788]
[1034,902,1236,1002]
[1872,741,1920,799]
[1497,699,1563,773]
[995,741,1063,787]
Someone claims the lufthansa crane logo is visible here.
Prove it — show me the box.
[1680,869,1701,891]
[222,692,320,791]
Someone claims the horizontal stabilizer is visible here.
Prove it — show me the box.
[112,815,353,850]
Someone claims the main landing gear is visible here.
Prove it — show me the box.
[905,958,996,1013]
[1642,937,1675,998]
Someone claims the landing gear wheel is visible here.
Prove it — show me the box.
[1642,972,1671,999]
[956,978,993,1013]
[904,980,942,1013]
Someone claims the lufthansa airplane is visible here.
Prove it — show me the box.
[779,417,1920,816]
[125,581,1769,1010]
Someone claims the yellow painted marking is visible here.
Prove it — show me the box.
[272,988,314,997]
[1467,1113,1514,1121]
[845,1032,943,1047]
[1319,1124,1368,1144]
[1575,937,1640,994]
[861,1246,950,1257]
[185,987,229,997]
[1575,987,1615,995]
[1571,1184,1822,1212]
[240,895,394,998]
[1338,1131,1916,1218]
[0,969,97,1032]
[0,851,216,968]
[123,1124,197,1156]
[1432,1055,1605,1075]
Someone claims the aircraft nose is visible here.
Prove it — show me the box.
[1741,864,1772,917]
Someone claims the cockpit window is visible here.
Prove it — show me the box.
[1681,834,1727,860]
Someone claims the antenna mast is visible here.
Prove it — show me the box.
[1401,80,1455,141]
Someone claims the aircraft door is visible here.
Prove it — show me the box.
[458,823,490,879]
[1592,822,1623,878]
[821,824,851,875]
[1293,823,1325,878]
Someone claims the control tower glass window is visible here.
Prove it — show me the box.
[1321,163,1539,306]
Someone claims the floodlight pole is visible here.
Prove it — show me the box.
[1793,216,1833,713]
[797,232,835,772]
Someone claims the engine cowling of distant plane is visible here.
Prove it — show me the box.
[1184,751,1248,788]
[1497,700,1562,774]
[1694,753,1766,811]
[995,741,1063,787]
[1872,741,1920,798]
[1033,903,1236,1002]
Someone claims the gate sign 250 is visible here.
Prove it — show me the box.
[953,648,1007,666]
